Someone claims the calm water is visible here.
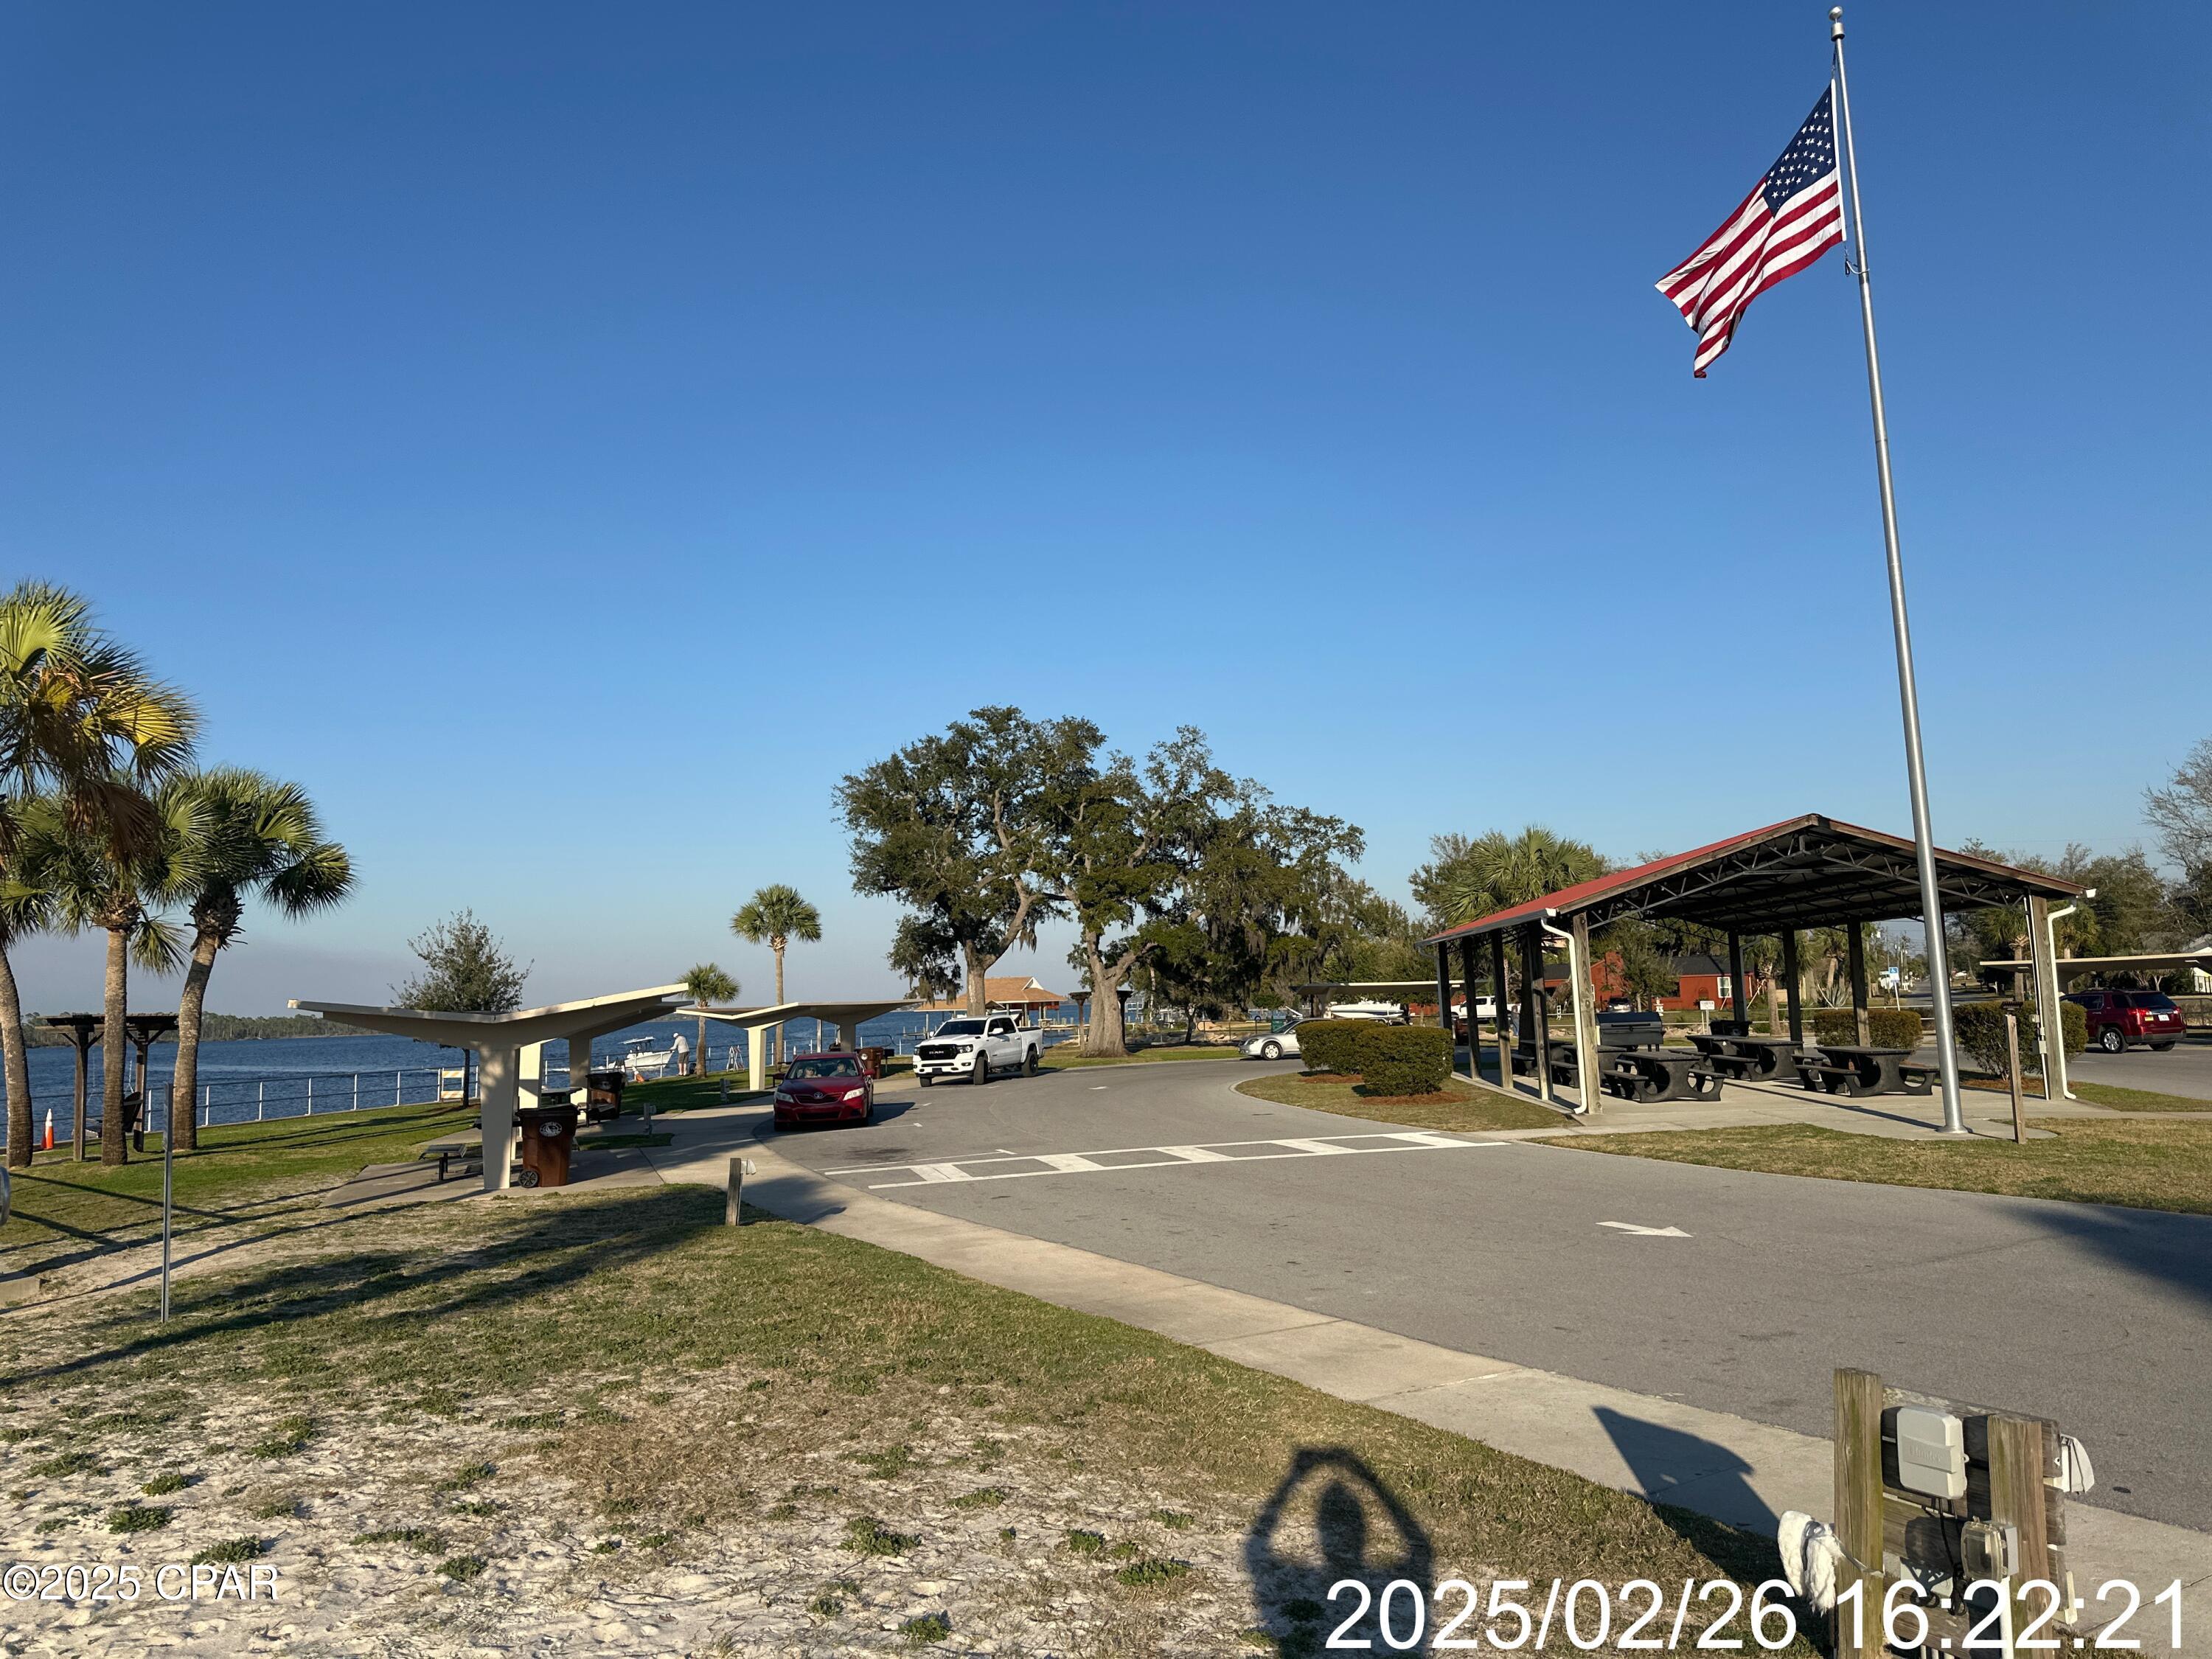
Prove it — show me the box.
[4,1009,1071,1148]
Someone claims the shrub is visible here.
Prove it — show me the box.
[1358,1026,1454,1097]
[1810,1009,1925,1050]
[1951,999,2086,1077]
[1294,1020,1371,1077]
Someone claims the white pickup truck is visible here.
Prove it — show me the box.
[914,1013,1043,1085]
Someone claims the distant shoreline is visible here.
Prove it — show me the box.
[22,1013,369,1047]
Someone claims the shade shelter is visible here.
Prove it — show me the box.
[1425,815,2083,1129]
[686,998,917,1091]
[291,986,688,1192]
[42,1013,178,1161]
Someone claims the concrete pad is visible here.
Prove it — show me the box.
[1202,1319,1526,1402]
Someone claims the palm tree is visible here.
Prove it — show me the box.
[0,583,197,1169]
[164,769,352,1150]
[1422,827,1608,929]
[19,790,195,1164]
[681,962,738,1075]
[731,885,821,1065]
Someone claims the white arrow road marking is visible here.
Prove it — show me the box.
[1088,1085,1108,1091]
[827,1130,1499,1189]
[1596,1221,1692,1237]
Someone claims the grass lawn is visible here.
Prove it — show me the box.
[1040,1044,1244,1071]
[1961,1077,2212,1113]
[1,1099,470,1286]
[1540,1117,2212,1216]
[1237,1071,1566,1132]
[0,1180,1795,1652]
[624,1069,770,1113]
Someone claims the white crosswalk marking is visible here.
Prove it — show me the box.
[824,1130,1500,1189]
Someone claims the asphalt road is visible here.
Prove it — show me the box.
[2067,1029,2212,1100]
[773,1058,2212,1531]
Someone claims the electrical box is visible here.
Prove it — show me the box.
[1893,1406,1967,1500]
[1961,1520,2018,1579]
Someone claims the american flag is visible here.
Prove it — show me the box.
[1657,87,1845,377]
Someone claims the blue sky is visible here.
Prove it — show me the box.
[6,1,2205,1012]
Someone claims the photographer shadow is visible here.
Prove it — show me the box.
[1243,1447,1433,1655]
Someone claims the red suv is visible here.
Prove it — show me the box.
[2065,990,2185,1053]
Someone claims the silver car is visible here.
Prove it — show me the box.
[1240,1022,1305,1062]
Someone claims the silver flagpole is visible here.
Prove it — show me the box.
[1830,5,1968,1135]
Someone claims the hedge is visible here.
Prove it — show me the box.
[1950,999,2087,1077]
[1298,1020,1453,1096]
[1361,1026,1455,1097]
[1810,1008,1925,1050]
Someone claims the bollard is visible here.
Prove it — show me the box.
[726,1156,757,1225]
[2002,998,2028,1145]
[720,1076,730,1105]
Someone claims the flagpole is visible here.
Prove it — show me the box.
[1829,5,1969,1135]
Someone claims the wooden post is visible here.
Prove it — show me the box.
[1781,929,1804,1048]
[726,1155,745,1225]
[1491,931,1513,1093]
[1834,1367,1885,1659]
[2005,1003,2028,1144]
[1726,931,1747,1029]
[1848,922,1871,1046]
[1986,1413,2053,1584]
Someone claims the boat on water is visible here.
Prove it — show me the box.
[619,1033,690,1079]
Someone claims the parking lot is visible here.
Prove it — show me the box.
[767,1054,2212,1531]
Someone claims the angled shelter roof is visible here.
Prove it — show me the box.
[686,998,916,1027]
[291,984,690,1049]
[1425,815,2082,943]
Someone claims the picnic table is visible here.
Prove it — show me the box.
[1686,1032,1801,1081]
[1603,1047,1720,1104]
[1795,1043,1934,1099]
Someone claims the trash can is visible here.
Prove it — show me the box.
[516,1102,580,1189]
[585,1068,626,1122]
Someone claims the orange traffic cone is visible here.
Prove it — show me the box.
[41,1107,55,1151]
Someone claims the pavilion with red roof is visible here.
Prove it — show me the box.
[1423,814,2081,1121]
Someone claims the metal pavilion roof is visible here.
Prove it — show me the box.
[1423,815,2083,942]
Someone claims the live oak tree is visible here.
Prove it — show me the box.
[838,707,1097,1015]
[396,910,529,1012]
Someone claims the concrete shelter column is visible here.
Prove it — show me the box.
[571,1032,594,1094]
[1781,930,1804,1047]
[1847,922,1871,1046]
[478,1045,519,1194]
[517,1043,544,1114]
[2026,895,2068,1102]
[747,1024,771,1092]
[838,1020,860,1053]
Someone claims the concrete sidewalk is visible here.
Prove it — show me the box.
[644,1100,2212,1610]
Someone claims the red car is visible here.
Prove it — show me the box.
[773,1052,876,1129]
[2065,990,2185,1054]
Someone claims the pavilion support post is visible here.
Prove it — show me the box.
[571,1032,594,1098]
[1781,930,1804,1048]
[1433,942,1454,1060]
[1458,936,1483,1082]
[1490,931,1513,1093]
[478,1045,519,1194]
[1523,925,1554,1106]
[838,1020,860,1053]
[1726,931,1747,1032]
[131,1029,158,1152]
[2026,895,2068,1102]
[1569,914,1602,1113]
[71,1033,91,1162]
[1847,922,1871,1047]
